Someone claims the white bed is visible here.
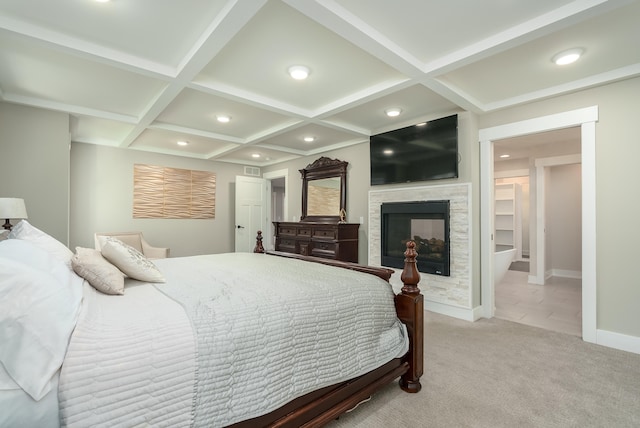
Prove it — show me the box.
[0,222,417,427]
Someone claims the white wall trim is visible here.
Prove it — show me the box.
[479,106,598,141]
[479,105,598,345]
[424,302,483,322]
[534,153,581,167]
[548,269,582,279]
[597,329,640,355]
[494,168,529,178]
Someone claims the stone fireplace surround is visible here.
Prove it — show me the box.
[369,183,473,319]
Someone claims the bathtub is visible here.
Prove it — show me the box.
[494,248,516,285]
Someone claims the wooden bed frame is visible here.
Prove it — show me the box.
[231,232,424,427]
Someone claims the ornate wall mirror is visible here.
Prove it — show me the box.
[300,157,348,223]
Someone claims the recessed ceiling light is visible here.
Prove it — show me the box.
[251,153,260,158]
[416,122,427,127]
[385,108,402,117]
[500,154,510,158]
[216,115,231,123]
[94,0,110,3]
[383,149,394,155]
[552,48,584,66]
[288,65,310,80]
[177,140,188,146]
[303,136,315,142]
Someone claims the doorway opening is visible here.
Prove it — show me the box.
[479,106,598,343]
[492,131,582,336]
[263,169,288,251]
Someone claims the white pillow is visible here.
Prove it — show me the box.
[72,247,125,295]
[0,237,61,272]
[0,258,80,401]
[100,236,165,283]
[8,220,73,268]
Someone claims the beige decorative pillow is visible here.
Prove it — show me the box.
[100,236,165,283]
[71,247,125,295]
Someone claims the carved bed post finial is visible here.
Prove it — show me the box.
[254,230,265,253]
[396,240,424,393]
[401,240,420,295]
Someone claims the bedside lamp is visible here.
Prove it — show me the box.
[0,198,28,230]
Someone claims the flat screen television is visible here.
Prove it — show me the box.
[370,114,458,185]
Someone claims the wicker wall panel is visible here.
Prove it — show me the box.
[133,164,216,219]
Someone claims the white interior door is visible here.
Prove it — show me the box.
[235,176,266,252]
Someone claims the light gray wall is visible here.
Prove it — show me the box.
[480,76,640,337]
[547,163,582,274]
[4,75,640,339]
[0,102,70,244]
[70,142,245,257]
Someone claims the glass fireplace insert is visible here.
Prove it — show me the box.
[381,200,450,276]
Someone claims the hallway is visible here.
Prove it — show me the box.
[494,269,582,337]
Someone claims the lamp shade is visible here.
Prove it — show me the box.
[0,198,28,220]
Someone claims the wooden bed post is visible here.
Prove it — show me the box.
[254,230,265,253]
[396,240,424,392]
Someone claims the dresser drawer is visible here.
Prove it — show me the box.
[297,227,312,237]
[277,238,296,252]
[312,228,337,240]
[278,226,297,236]
[273,221,358,263]
[311,241,337,258]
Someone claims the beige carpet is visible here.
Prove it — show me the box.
[327,312,640,428]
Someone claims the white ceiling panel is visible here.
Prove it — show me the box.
[71,116,136,146]
[258,123,367,152]
[0,0,230,67]
[1,0,637,166]
[0,35,167,117]
[439,1,640,106]
[326,85,460,135]
[130,128,239,158]
[155,88,296,140]
[196,0,405,111]
[214,145,299,166]
[332,0,579,64]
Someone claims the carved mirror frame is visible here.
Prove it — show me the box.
[300,157,348,223]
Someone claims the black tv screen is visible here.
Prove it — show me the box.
[370,114,458,185]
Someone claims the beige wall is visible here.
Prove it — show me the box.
[70,142,245,257]
[0,102,70,244]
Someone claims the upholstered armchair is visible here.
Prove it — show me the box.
[94,231,169,259]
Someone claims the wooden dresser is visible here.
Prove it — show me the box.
[273,222,359,263]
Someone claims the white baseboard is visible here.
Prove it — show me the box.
[424,300,480,321]
[596,329,640,355]
[551,269,582,279]
[430,303,640,356]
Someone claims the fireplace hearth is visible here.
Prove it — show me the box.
[381,200,450,276]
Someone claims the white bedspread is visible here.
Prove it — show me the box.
[59,252,408,427]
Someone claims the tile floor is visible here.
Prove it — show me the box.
[494,268,582,337]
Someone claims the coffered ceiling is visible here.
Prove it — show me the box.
[1,0,638,166]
